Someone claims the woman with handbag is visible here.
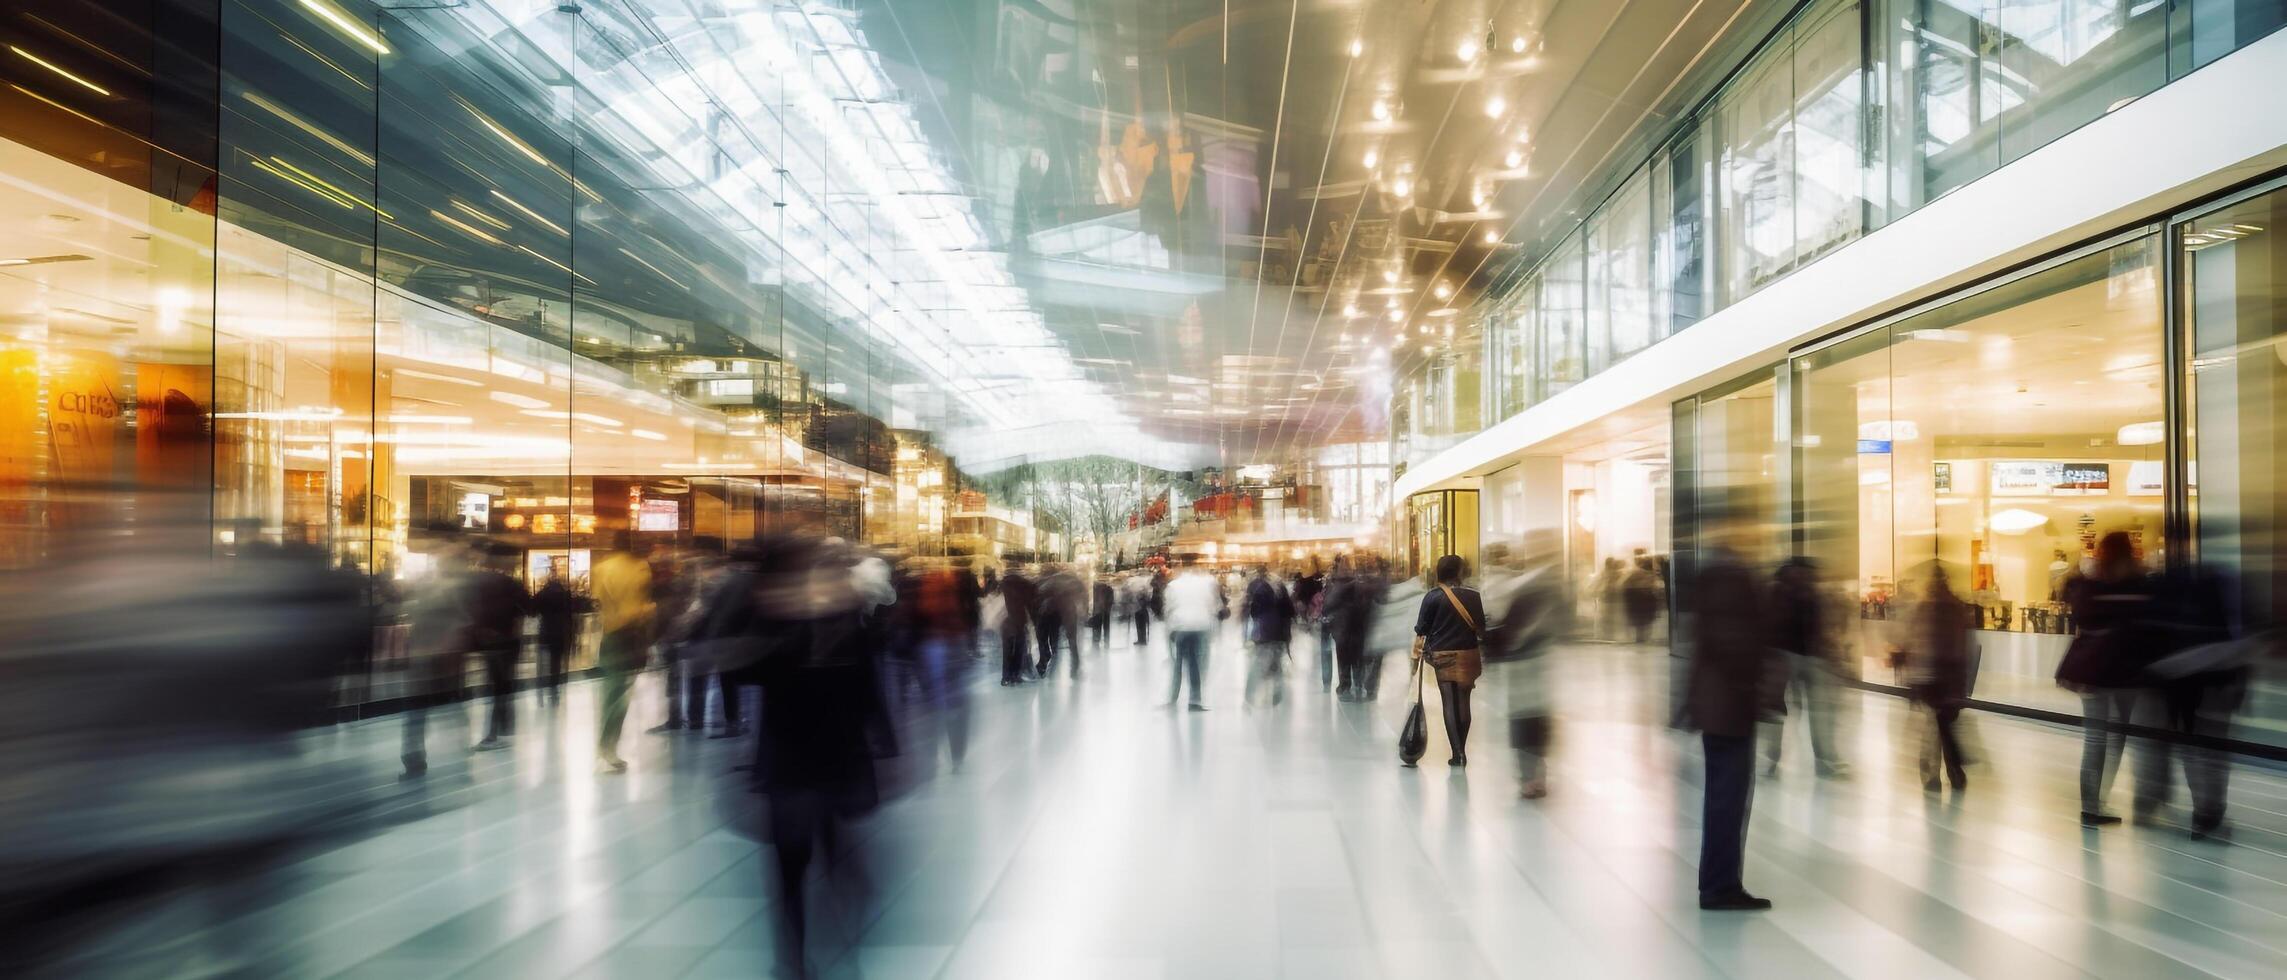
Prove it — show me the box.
[1412,554,1489,767]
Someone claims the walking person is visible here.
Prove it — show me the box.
[1895,562,1976,793]
[999,566,1036,684]
[463,543,531,751]
[1161,558,1219,710]
[1489,535,1567,798]
[1412,555,1487,767]
[1290,561,1328,690]
[1622,555,1664,645]
[1089,574,1115,649]
[2139,562,2247,838]
[531,562,583,704]
[400,535,472,779]
[1761,557,1850,779]
[591,536,655,774]
[1684,539,1777,911]
[2056,532,2155,826]
[1037,564,1087,679]
[1242,567,1294,707]
[1325,558,1367,700]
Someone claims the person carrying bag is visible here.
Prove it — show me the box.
[1407,555,1488,767]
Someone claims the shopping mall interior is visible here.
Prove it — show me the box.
[6,1,2287,977]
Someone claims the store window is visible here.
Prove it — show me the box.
[1793,234,2165,709]
[1793,0,1864,264]
[1715,31,1796,305]
[2182,183,2287,748]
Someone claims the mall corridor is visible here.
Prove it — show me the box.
[12,632,2284,980]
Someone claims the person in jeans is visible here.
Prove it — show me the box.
[591,536,655,774]
[2056,532,2155,826]
[1685,540,1776,911]
[1242,567,1294,707]
[1161,558,1220,710]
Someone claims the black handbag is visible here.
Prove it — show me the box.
[1398,658,1429,767]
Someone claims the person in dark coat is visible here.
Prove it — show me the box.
[1090,576,1117,649]
[999,567,1036,684]
[1242,568,1295,706]
[2056,531,2156,826]
[1896,563,1976,793]
[1684,542,1776,911]
[1290,563,1329,689]
[1412,555,1488,766]
[1761,557,1848,778]
[750,543,894,980]
[463,544,532,750]
[531,563,583,703]
[2136,562,2246,838]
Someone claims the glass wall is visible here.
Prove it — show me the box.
[1795,235,2166,705]
[0,0,1006,709]
[1452,0,2285,461]
[2182,182,2287,747]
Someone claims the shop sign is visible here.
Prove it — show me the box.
[1855,439,1891,454]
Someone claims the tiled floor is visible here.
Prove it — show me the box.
[14,628,2287,979]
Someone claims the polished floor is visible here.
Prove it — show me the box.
[14,628,2287,979]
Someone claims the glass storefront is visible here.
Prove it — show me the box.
[1404,0,2287,474]
[0,0,1027,708]
[1793,234,2167,710]
[1672,182,2287,751]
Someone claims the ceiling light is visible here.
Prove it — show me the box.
[1383,269,1399,284]
[1989,508,2049,535]
[488,390,550,409]
[1370,98,1390,122]
[1434,282,1452,299]
[10,45,111,97]
[1342,303,1360,318]
[1362,147,1379,169]
[1391,176,1412,197]
[297,0,390,55]
[1511,35,1527,54]
[0,258,27,267]
[1387,309,1404,322]
[1457,39,1479,62]
[1483,230,1501,245]
[1505,148,1525,169]
[1484,95,1506,118]
[2117,421,2164,446]
[1349,39,1364,57]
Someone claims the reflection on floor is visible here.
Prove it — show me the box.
[15,630,2287,979]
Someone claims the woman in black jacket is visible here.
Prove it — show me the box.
[2056,532,2155,826]
[1413,554,1488,766]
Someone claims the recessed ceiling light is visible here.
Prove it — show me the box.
[1484,95,1506,118]
[1457,39,1479,62]
[1511,35,1527,54]
[1505,148,1525,168]
[1483,231,1501,245]
[1349,39,1364,57]
[1362,147,1379,169]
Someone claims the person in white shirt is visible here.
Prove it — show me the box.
[1162,559,1223,710]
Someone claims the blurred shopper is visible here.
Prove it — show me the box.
[464,543,531,751]
[1324,557,1370,700]
[2136,563,2248,838]
[1895,562,1976,793]
[1622,555,1665,645]
[401,536,473,779]
[648,550,699,733]
[1412,555,1487,767]
[1761,557,1850,779]
[957,558,985,659]
[1090,574,1116,649]
[1162,558,1220,710]
[531,562,584,704]
[591,536,656,773]
[1243,567,1295,707]
[749,537,895,980]
[1127,570,1155,646]
[2056,531,2155,826]
[999,566,1036,684]
[1291,561,1329,690]
[684,551,756,739]
[912,564,975,766]
[1036,564,1087,680]
[1684,540,1775,911]
[1595,557,1627,641]
[1488,535,1567,798]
